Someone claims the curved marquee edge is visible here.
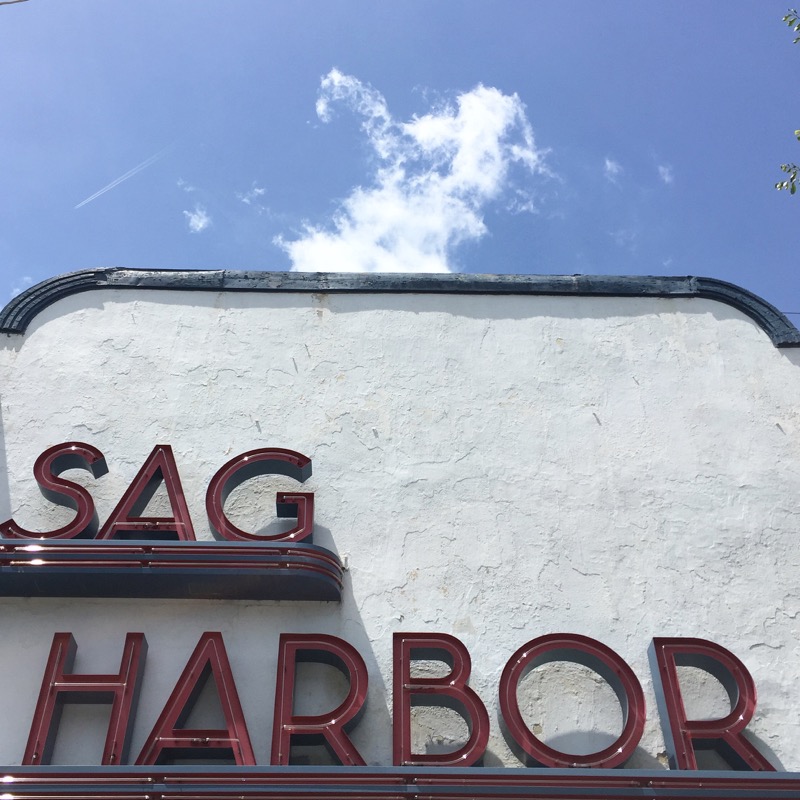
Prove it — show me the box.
[2,268,799,348]
[0,539,344,601]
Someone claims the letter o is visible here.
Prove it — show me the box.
[499,633,645,768]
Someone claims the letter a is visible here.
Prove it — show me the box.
[98,445,195,540]
[136,632,255,765]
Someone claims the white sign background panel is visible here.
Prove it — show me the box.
[0,276,798,769]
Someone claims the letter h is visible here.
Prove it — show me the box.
[24,633,146,765]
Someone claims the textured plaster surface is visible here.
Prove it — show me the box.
[0,289,799,769]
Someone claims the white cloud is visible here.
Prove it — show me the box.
[609,228,637,252]
[237,184,266,205]
[658,164,674,185]
[183,204,211,233]
[277,69,550,273]
[10,275,33,298]
[177,178,196,193]
[604,158,623,183]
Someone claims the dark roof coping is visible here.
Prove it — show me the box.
[2,268,799,348]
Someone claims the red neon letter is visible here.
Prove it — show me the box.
[98,445,195,540]
[206,448,314,542]
[1,443,108,539]
[499,633,645,768]
[23,632,146,765]
[136,632,255,765]
[393,632,489,766]
[649,637,774,770]
[271,634,368,765]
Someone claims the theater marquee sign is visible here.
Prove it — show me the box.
[0,269,799,799]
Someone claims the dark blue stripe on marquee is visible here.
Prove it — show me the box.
[2,268,799,347]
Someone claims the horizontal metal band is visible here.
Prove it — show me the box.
[0,766,797,799]
[2,269,799,347]
[0,539,343,600]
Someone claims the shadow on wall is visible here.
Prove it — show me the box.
[0,282,783,341]
[267,527,395,766]
[469,735,669,770]
[0,399,9,522]
[430,733,784,772]
[780,347,800,370]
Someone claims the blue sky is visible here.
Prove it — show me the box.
[3,1,800,315]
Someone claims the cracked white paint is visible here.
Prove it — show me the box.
[0,288,799,769]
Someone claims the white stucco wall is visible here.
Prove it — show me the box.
[0,286,799,769]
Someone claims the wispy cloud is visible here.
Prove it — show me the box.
[277,69,550,273]
[177,178,196,193]
[658,164,674,185]
[609,228,637,252]
[237,184,265,205]
[183,204,211,233]
[10,275,33,298]
[604,157,622,183]
[75,146,171,209]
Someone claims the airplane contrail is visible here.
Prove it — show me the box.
[74,146,172,209]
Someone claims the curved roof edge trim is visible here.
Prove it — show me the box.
[2,268,799,348]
